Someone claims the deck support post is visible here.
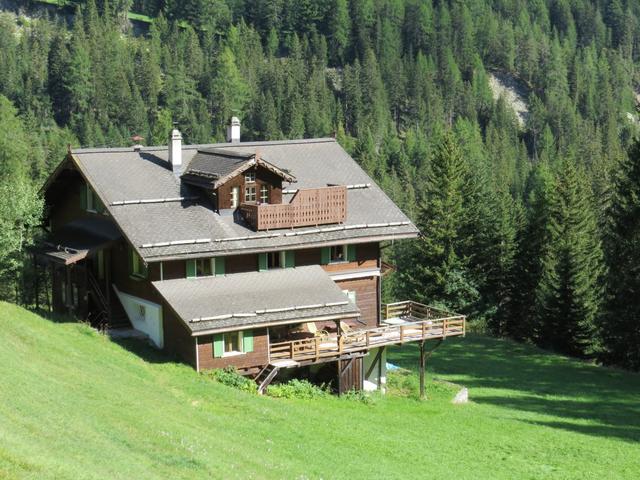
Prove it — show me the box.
[419,340,426,400]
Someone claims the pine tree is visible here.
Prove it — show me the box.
[536,156,604,357]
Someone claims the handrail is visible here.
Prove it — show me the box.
[269,301,466,362]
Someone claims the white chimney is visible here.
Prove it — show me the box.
[227,117,241,143]
[168,127,182,172]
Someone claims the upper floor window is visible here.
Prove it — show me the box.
[330,245,347,263]
[267,251,285,269]
[245,170,256,183]
[245,185,256,203]
[230,186,240,208]
[130,247,148,279]
[82,184,105,214]
[186,257,225,278]
[260,184,270,203]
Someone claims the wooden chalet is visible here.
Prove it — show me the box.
[37,118,465,394]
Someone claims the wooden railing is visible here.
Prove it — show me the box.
[240,185,347,231]
[270,301,465,363]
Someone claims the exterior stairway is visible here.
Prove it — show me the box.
[254,364,280,395]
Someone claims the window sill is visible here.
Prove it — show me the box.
[129,274,147,281]
[222,351,246,357]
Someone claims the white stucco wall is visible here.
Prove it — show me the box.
[363,347,387,393]
[113,286,164,348]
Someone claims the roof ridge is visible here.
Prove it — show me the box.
[71,137,336,155]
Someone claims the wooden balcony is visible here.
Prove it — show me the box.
[269,301,465,365]
[240,185,347,231]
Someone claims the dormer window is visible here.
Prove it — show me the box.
[260,184,270,203]
[245,170,256,183]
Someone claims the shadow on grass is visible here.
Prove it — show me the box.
[388,334,640,443]
[109,336,189,367]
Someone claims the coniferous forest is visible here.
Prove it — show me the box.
[2,0,640,370]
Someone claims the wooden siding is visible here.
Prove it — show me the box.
[334,276,379,328]
[338,357,363,393]
[162,302,197,368]
[321,242,379,272]
[216,166,283,210]
[160,259,186,280]
[197,328,269,372]
[110,238,162,304]
[225,253,259,274]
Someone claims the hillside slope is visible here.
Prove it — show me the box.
[1,303,639,479]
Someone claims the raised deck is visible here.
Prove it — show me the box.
[269,301,465,363]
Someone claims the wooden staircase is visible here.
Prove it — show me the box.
[254,364,280,395]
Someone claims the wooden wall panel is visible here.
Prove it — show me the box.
[334,276,379,328]
[197,328,269,372]
[216,166,283,210]
[225,254,259,274]
[162,303,197,368]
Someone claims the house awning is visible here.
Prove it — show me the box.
[152,265,360,335]
[36,217,122,265]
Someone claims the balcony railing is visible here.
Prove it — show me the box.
[240,185,347,231]
[269,301,465,363]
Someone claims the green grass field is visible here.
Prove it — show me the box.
[1,302,639,479]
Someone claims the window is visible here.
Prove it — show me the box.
[213,330,254,357]
[195,258,213,277]
[267,251,285,269]
[342,289,357,304]
[245,170,256,183]
[230,186,240,208]
[187,257,225,278]
[245,185,256,202]
[330,245,347,263]
[83,184,104,214]
[259,184,270,203]
[138,304,146,319]
[130,248,147,279]
[224,331,242,354]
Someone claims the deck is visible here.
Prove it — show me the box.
[269,301,465,365]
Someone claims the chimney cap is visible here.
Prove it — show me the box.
[231,116,240,126]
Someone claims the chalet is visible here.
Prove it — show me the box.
[37,118,465,394]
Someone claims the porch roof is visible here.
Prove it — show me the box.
[151,265,360,335]
[37,217,122,265]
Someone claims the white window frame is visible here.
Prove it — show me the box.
[259,184,270,203]
[245,185,256,203]
[330,245,348,264]
[245,170,256,183]
[342,289,357,304]
[230,186,240,208]
[223,331,245,357]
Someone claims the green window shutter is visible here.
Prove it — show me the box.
[140,261,148,279]
[80,184,87,210]
[186,259,196,278]
[258,253,268,271]
[213,334,224,357]
[320,247,331,265]
[347,244,357,262]
[128,247,135,275]
[284,251,295,268]
[243,330,254,353]
[214,257,226,275]
[95,195,105,214]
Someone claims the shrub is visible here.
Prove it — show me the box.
[340,388,377,405]
[267,379,329,399]
[205,366,257,394]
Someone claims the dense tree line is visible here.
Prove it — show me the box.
[2,0,640,369]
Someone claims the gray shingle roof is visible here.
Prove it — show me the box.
[70,138,418,261]
[152,265,360,334]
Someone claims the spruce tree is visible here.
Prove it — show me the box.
[601,140,640,370]
[401,132,478,312]
[536,157,604,357]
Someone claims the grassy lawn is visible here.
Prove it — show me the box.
[1,302,638,479]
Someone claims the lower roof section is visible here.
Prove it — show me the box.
[37,217,122,265]
[152,265,360,335]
